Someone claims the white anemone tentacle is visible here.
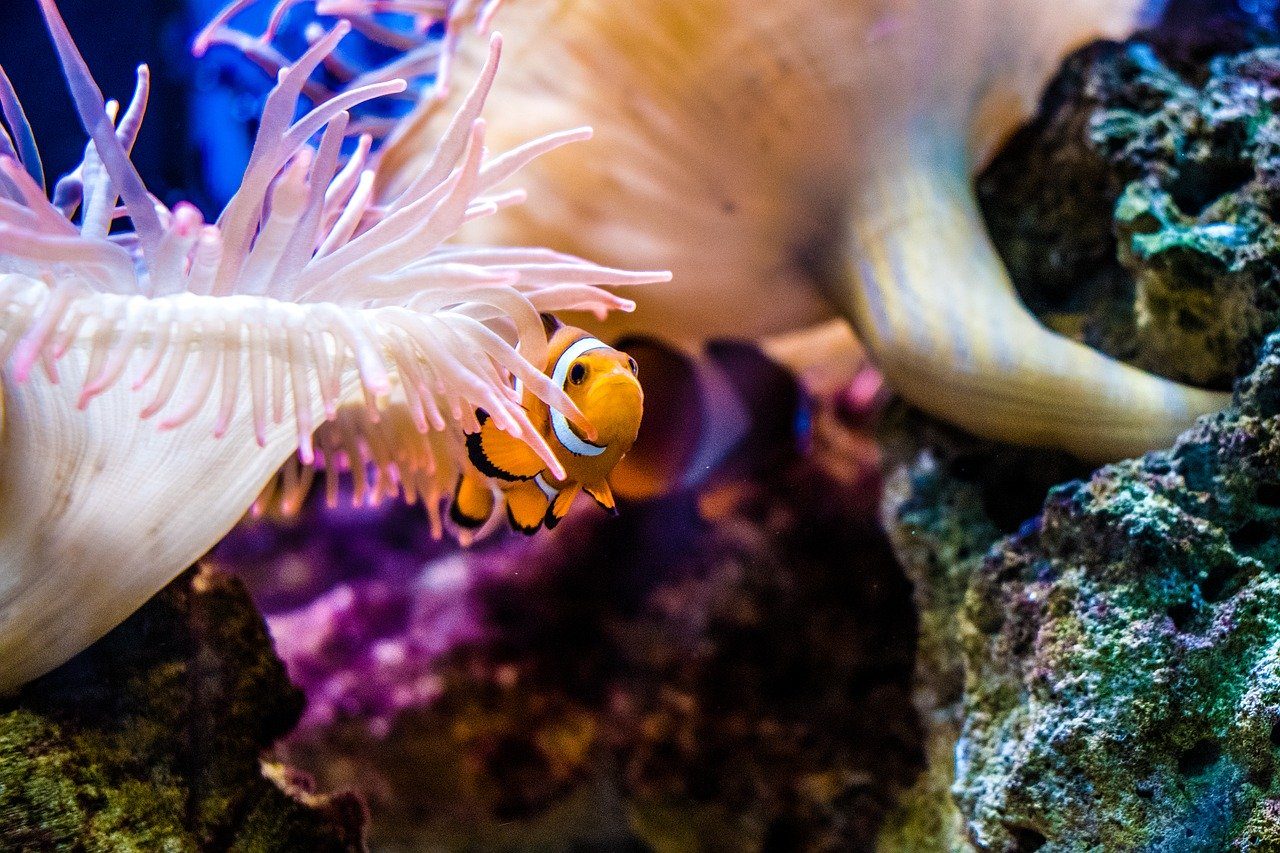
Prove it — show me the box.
[370,0,1230,462]
[0,0,667,693]
[0,325,357,693]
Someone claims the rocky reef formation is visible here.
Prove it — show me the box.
[982,25,1280,390]
[874,416,1088,852]
[880,18,1280,852]
[0,565,365,851]
[954,332,1280,850]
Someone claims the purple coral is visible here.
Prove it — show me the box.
[215,497,548,736]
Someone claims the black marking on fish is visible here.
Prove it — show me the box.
[466,409,533,482]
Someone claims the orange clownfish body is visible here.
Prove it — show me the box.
[451,322,644,535]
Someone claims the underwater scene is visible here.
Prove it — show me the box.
[5,0,1280,850]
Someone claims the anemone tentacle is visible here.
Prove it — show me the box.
[0,18,664,477]
[259,397,474,539]
[0,0,666,693]
[365,0,1229,462]
[195,0,509,116]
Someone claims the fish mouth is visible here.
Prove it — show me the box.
[574,375,642,447]
[586,374,643,408]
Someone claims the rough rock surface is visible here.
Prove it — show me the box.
[981,32,1280,389]
[0,565,366,852]
[874,417,1088,853]
[957,332,1280,851]
[881,19,1280,853]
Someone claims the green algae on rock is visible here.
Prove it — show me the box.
[982,38,1280,392]
[954,332,1280,850]
[0,566,365,852]
[874,412,1090,853]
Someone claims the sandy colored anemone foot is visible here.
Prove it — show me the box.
[369,0,1231,462]
[0,1,666,693]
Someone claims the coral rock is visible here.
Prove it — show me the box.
[982,33,1280,390]
[0,565,365,851]
[954,333,1280,850]
[888,20,1280,851]
[876,413,1087,853]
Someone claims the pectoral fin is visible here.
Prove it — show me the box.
[466,409,545,481]
[505,479,551,535]
[584,481,618,516]
[544,483,582,530]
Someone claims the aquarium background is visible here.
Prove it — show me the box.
[0,1,197,207]
[0,0,438,219]
[3,0,1280,849]
[0,0,1274,217]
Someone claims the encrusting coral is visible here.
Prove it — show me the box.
[0,564,365,851]
[368,0,1232,463]
[0,0,666,694]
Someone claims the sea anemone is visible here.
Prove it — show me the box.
[370,0,1231,462]
[193,0,507,119]
[0,0,666,693]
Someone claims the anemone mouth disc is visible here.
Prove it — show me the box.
[611,335,808,501]
[609,338,701,500]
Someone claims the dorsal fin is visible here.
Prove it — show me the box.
[540,313,563,338]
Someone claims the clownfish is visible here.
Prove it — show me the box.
[450,319,644,535]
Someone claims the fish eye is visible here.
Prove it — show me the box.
[627,356,638,377]
[569,362,587,385]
